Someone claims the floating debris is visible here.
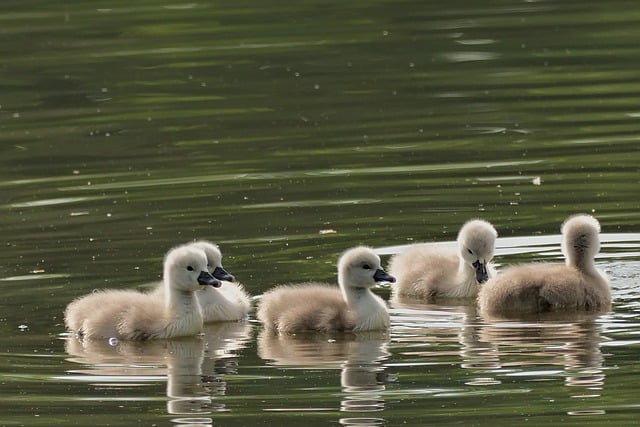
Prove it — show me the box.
[319,229,337,235]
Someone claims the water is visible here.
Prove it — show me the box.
[1,0,639,425]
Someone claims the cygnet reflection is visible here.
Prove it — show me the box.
[257,330,393,413]
[64,321,252,417]
[390,297,497,370]
[476,313,606,393]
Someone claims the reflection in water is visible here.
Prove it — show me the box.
[257,330,392,424]
[339,417,386,427]
[64,322,251,425]
[391,296,482,365]
[476,315,606,394]
[391,296,608,417]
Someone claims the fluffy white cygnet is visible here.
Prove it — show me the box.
[256,246,396,333]
[477,214,611,317]
[389,219,498,300]
[64,245,219,340]
[190,240,251,322]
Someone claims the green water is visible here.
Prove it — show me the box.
[0,0,639,426]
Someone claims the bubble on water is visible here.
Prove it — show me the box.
[108,337,119,346]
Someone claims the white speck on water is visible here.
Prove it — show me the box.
[18,324,29,332]
[319,229,337,235]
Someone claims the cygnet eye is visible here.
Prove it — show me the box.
[362,264,372,270]
[467,248,474,255]
[186,266,194,272]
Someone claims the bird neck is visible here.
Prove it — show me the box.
[165,286,202,319]
[457,258,477,283]
[450,258,480,298]
[342,285,371,306]
[341,279,388,327]
[566,254,598,276]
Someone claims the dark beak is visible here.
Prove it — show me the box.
[198,270,221,288]
[373,268,396,283]
[472,260,488,283]
[212,266,235,282]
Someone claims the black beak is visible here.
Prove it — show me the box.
[373,268,396,283]
[198,270,221,288]
[472,260,488,283]
[212,266,234,282]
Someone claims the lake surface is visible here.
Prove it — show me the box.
[0,0,639,425]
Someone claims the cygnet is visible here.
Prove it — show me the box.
[389,219,497,300]
[64,245,219,340]
[478,214,611,317]
[256,246,395,333]
[191,240,251,322]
